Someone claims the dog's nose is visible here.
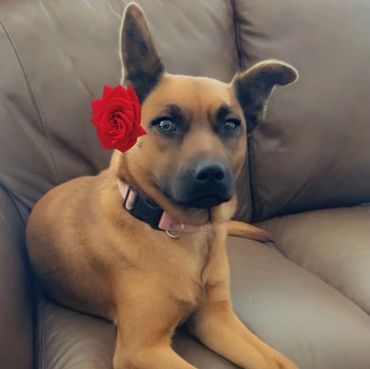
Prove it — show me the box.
[173,159,234,208]
[162,158,234,209]
[194,160,226,183]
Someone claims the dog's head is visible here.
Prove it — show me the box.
[111,3,298,224]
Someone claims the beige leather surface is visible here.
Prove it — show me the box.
[235,0,370,220]
[0,0,118,209]
[122,0,239,80]
[261,205,370,313]
[228,238,370,369]
[37,297,115,369]
[37,238,370,369]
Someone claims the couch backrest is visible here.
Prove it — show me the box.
[233,0,370,220]
[0,0,245,212]
[1,0,370,222]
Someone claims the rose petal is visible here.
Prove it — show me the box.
[108,85,128,99]
[127,86,140,105]
[91,100,105,125]
[120,112,134,129]
[102,85,113,98]
[119,110,135,126]
[96,126,113,149]
[91,99,104,112]
[104,97,130,108]
[116,136,137,153]
[136,124,147,137]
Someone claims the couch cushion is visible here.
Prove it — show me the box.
[36,297,115,369]
[0,0,119,208]
[37,297,239,369]
[260,205,370,313]
[234,0,370,220]
[37,237,370,369]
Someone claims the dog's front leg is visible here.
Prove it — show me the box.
[112,275,198,369]
[188,238,298,369]
[189,295,298,369]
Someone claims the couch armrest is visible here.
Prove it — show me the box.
[0,186,34,369]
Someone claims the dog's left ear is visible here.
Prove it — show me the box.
[120,2,164,101]
[233,60,298,131]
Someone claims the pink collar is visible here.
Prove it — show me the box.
[117,180,201,236]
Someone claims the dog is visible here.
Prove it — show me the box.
[26,3,298,369]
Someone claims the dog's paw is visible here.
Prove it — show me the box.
[265,351,299,369]
[241,346,299,369]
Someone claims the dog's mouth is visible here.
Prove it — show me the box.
[164,190,232,210]
[180,195,231,209]
[159,160,234,210]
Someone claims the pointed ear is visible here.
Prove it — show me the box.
[233,60,298,131]
[120,2,164,101]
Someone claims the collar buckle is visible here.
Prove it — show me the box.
[123,186,164,229]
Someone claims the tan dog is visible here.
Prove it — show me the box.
[27,3,298,369]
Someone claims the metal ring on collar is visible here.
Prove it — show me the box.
[165,230,179,239]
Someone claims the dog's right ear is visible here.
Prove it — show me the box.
[120,2,164,101]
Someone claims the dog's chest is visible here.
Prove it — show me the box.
[164,233,212,310]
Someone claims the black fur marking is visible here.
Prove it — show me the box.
[235,77,267,131]
[121,6,164,102]
[165,104,186,123]
[234,62,297,132]
[215,104,233,122]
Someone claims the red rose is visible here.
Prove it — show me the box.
[91,85,146,153]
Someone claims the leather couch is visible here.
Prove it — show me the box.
[1,1,370,368]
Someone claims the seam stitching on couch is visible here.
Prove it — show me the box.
[230,0,243,70]
[28,296,45,369]
[230,1,259,220]
[38,300,45,369]
[247,134,258,220]
[0,183,27,227]
[0,198,36,369]
[0,22,61,185]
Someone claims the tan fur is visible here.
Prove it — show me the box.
[27,3,298,369]
[227,220,272,242]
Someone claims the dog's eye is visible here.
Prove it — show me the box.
[219,119,241,135]
[156,119,177,134]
